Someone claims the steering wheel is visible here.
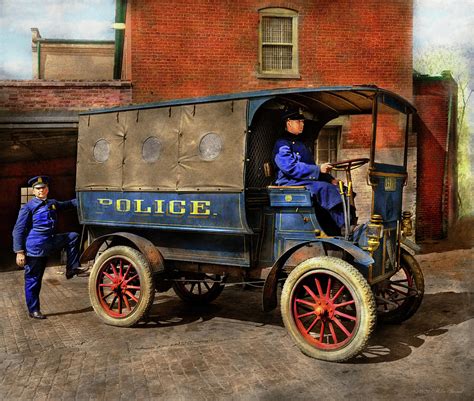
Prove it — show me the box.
[330,158,370,172]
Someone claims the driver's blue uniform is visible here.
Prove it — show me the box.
[273,135,345,228]
[12,197,80,313]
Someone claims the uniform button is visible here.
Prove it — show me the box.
[292,141,295,144]
[296,152,299,155]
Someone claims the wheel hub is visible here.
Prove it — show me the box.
[314,301,335,319]
[111,279,125,292]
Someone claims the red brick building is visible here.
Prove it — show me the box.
[0,0,458,262]
[123,1,413,102]
[414,72,458,240]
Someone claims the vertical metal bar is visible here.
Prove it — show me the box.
[396,220,401,269]
[403,113,410,168]
[369,95,378,167]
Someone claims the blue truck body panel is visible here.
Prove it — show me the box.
[78,191,251,235]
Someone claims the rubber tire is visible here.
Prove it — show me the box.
[172,273,224,305]
[88,246,155,327]
[376,252,424,324]
[281,256,377,362]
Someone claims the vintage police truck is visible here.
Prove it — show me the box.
[77,86,424,362]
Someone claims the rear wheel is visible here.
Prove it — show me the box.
[173,273,224,304]
[281,256,376,362]
[374,252,424,324]
[89,246,155,327]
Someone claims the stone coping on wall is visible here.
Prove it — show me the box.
[0,80,132,88]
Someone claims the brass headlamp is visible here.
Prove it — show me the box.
[401,211,413,237]
[366,214,383,254]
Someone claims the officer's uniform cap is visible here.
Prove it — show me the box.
[281,108,305,121]
[28,175,50,188]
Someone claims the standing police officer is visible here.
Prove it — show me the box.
[12,176,87,319]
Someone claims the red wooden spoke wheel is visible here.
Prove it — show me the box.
[89,246,155,327]
[281,257,376,362]
[173,273,224,304]
[292,272,358,350]
[97,258,141,318]
[374,252,424,324]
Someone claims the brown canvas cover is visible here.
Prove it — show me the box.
[77,99,247,192]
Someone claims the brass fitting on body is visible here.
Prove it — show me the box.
[401,211,413,237]
[366,214,383,254]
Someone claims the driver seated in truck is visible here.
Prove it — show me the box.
[272,108,353,232]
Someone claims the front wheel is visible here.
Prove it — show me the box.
[374,252,424,324]
[88,246,155,327]
[281,256,376,362]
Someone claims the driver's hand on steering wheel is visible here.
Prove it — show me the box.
[320,163,333,174]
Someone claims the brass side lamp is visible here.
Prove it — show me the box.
[366,214,384,254]
[401,211,413,237]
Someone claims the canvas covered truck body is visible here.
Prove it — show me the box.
[77,86,423,362]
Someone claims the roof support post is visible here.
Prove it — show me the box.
[369,94,378,167]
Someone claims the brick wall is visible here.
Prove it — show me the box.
[0,80,133,256]
[128,0,413,103]
[0,80,132,111]
[0,159,79,254]
[414,75,458,240]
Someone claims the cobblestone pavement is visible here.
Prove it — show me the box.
[0,248,472,401]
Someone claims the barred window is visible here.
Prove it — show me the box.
[315,128,340,164]
[258,8,299,78]
[20,187,34,206]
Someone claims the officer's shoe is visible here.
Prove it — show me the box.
[66,267,90,280]
[29,311,46,319]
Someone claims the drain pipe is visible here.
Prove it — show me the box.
[441,71,455,237]
[113,0,127,79]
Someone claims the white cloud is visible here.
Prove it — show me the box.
[30,19,113,40]
[0,0,114,39]
[414,0,474,51]
[0,59,32,79]
[0,0,114,78]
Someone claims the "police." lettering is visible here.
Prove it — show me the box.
[97,198,211,216]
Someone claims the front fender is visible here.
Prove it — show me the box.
[400,236,421,255]
[262,238,373,312]
[80,232,164,274]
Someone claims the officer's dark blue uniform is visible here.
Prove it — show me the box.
[12,176,81,318]
[273,111,347,229]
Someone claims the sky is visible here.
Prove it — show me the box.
[414,0,473,53]
[0,0,472,79]
[0,0,115,79]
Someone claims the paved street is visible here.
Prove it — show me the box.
[0,248,472,401]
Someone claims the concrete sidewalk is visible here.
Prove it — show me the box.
[0,248,472,401]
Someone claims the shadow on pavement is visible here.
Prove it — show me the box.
[137,289,278,329]
[136,289,471,364]
[46,306,94,317]
[351,291,473,364]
